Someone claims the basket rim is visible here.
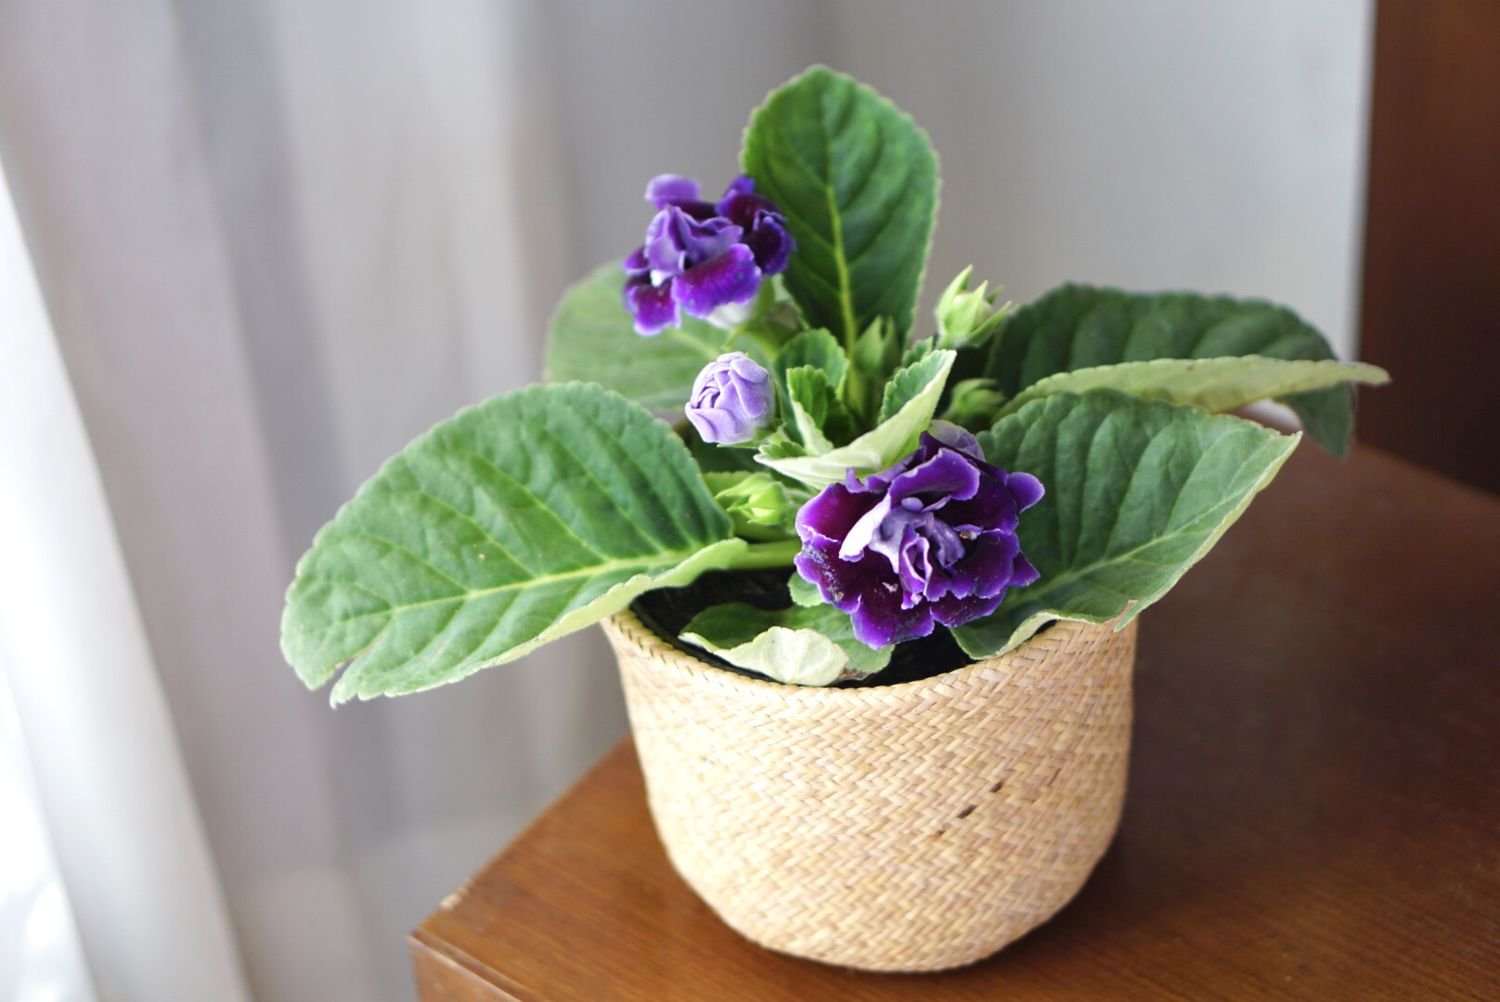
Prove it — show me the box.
[606,608,1132,707]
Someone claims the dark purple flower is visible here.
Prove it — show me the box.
[623,175,795,336]
[685,352,774,444]
[793,423,1044,648]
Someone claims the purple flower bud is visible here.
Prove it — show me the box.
[685,352,774,444]
[623,175,795,336]
[793,424,1044,648]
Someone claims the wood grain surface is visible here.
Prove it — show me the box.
[412,443,1500,1000]
[1358,0,1500,493]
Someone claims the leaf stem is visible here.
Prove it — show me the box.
[729,538,802,570]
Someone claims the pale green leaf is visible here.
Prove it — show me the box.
[879,349,956,424]
[742,66,939,346]
[787,572,822,607]
[998,356,1390,418]
[984,285,1360,454]
[756,350,955,488]
[681,602,892,686]
[953,391,1299,659]
[544,263,762,414]
[281,384,741,702]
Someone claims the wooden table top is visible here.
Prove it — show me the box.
[411,444,1500,1001]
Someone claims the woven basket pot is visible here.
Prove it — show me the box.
[602,609,1138,973]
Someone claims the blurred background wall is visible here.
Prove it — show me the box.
[0,1,1371,999]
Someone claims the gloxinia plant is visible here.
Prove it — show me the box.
[281,67,1389,700]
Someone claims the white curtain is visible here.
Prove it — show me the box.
[0,2,1370,999]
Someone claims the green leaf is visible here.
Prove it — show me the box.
[788,572,822,607]
[282,384,742,703]
[742,66,939,347]
[786,366,857,449]
[544,263,757,414]
[681,602,892,686]
[953,391,1299,659]
[773,328,846,395]
[984,284,1359,454]
[845,317,904,423]
[998,356,1390,418]
[757,350,955,488]
[878,348,956,424]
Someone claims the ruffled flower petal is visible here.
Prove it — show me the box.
[684,351,774,444]
[623,173,794,335]
[624,279,679,336]
[671,244,760,317]
[793,434,1045,647]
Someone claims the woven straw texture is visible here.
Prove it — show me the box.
[603,610,1137,972]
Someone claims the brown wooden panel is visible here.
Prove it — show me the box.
[1359,0,1500,492]
[412,443,1500,1000]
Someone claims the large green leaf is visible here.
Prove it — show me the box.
[982,285,1358,454]
[543,264,744,413]
[282,384,742,703]
[953,391,1299,659]
[742,66,939,347]
[756,350,955,488]
[681,602,891,686]
[998,356,1390,418]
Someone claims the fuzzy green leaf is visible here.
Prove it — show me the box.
[787,572,823,607]
[757,350,955,488]
[953,391,1299,659]
[743,66,939,346]
[879,349,957,424]
[774,328,846,394]
[984,285,1359,454]
[544,264,759,414]
[785,366,857,450]
[998,356,1390,419]
[281,384,741,702]
[681,602,892,686]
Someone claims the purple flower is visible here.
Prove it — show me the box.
[685,352,774,444]
[794,424,1044,648]
[623,175,795,336]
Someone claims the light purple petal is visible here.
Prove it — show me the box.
[684,351,774,443]
[645,174,700,207]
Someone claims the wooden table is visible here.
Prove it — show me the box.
[411,444,1500,1000]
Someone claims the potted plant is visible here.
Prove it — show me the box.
[280,67,1387,971]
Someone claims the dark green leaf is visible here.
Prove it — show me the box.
[282,384,742,702]
[954,391,1299,658]
[544,263,760,414]
[742,66,939,347]
[984,285,1357,454]
[786,366,858,448]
